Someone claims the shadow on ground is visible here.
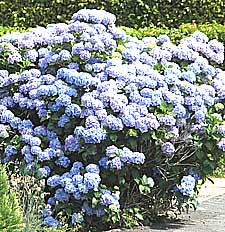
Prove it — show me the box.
[150,220,195,230]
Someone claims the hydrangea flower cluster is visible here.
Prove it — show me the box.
[47,162,101,199]
[1,9,225,229]
[177,175,196,197]
[161,142,176,155]
[99,145,145,169]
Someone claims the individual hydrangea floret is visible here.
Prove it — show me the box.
[159,115,176,126]
[42,208,52,218]
[167,126,179,141]
[71,9,116,26]
[47,197,56,206]
[105,115,124,131]
[188,168,200,181]
[103,146,146,168]
[217,125,225,134]
[99,157,109,169]
[24,49,39,62]
[107,157,122,170]
[77,126,107,144]
[105,145,119,157]
[82,201,94,216]
[85,115,100,129]
[70,161,84,175]
[65,135,80,152]
[55,156,71,168]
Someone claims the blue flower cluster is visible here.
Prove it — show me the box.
[161,142,175,155]
[177,175,196,197]
[1,8,225,228]
[100,189,120,208]
[99,146,145,170]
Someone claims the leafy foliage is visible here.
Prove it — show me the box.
[0,0,225,28]
[121,21,225,44]
[0,25,27,37]
[0,165,23,232]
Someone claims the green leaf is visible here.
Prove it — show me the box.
[93,191,101,198]
[109,134,118,142]
[134,178,140,184]
[151,131,158,140]
[119,177,126,185]
[142,175,149,185]
[131,169,140,179]
[203,160,214,174]
[196,151,205,160]
[40,117,48,122]
[138,183,151,194]
[92,197,98,208]
[129,138,137,150]
[47,122,55,130]
[135,212,144,221]
[127,129,138,137]
[159,100,168,113]
[205,142,213,150]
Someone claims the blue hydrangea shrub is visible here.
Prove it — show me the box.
[1,9,225,230]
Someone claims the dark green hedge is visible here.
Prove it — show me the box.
[0,0,225,28]
[0,26,27,37]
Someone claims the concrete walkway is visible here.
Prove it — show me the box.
[107,178,225,232]
[140,193,225,232]
[198,177,225,201]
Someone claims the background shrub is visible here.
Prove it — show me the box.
[0,26,27,37]
[122,22,225,44]
[0,0,225,28]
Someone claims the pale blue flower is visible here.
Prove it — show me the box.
[177,175,196,197]
[161,142,175,154]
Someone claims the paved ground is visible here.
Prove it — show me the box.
[198,177,225,201]
[107,178,225,232]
